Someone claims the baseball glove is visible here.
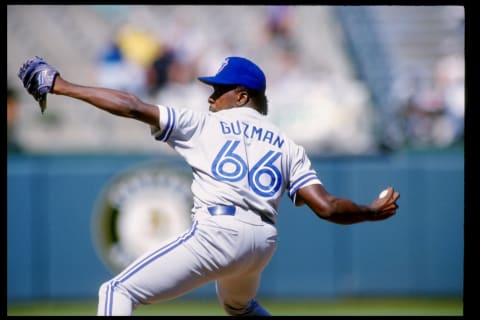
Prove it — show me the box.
[18,56,59,113]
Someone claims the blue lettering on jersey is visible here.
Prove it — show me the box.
[220,120,284,149]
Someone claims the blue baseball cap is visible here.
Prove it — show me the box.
[198,56,266,92]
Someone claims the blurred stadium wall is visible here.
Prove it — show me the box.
[7,150,463,301]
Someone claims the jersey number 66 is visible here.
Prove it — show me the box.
[211,140,283,197]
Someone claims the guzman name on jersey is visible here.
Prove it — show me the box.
[219,120,285,149]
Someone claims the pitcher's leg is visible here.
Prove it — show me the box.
[97,221,212,316]
[215,221,277,316]
[216,273,270,316]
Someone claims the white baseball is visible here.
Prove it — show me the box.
[378,189,389,198]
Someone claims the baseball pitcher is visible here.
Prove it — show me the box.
[18,56,400,316]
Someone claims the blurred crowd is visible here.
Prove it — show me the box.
[95,6,302,101]
[89,5,377,155]
[385,54,464,150]
[7,87,23,154]
[7,5,465,155]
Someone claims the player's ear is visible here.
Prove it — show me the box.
[236,88,250,106]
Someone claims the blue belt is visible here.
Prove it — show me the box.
[207,205,236,216]
[207,205,273,224]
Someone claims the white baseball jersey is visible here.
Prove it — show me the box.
[151,105,322,224]
[97,105,322,316]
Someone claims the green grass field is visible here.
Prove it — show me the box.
[7,296,463,316]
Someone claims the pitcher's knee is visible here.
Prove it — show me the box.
[98,280,135,316]
[98,281,109,296]
[98,280,130,300]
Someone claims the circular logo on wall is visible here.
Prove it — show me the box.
[91,161,193,274]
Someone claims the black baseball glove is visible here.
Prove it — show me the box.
[18,56,59,113]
